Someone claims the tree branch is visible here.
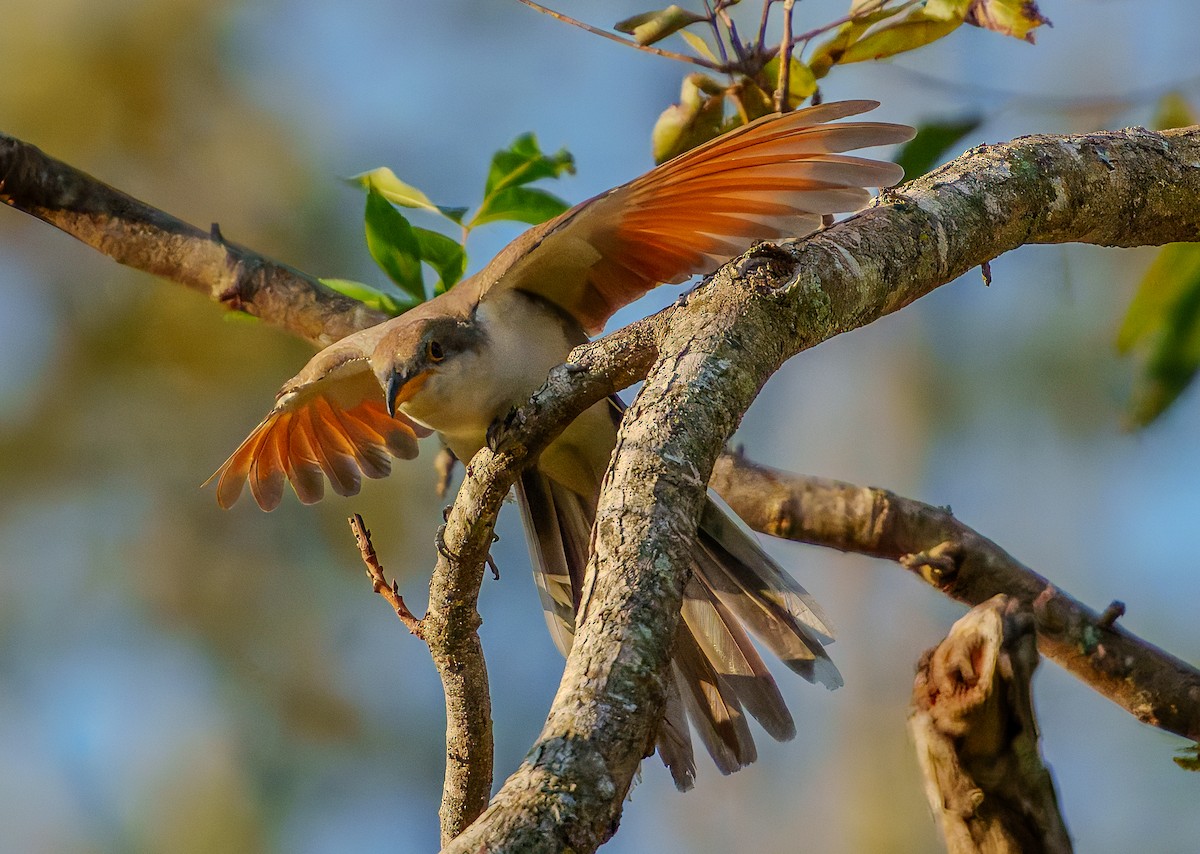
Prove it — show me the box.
[910,595,1073,854]
[710,454,1200,742]
[411,316,664,842]
[0,133,387,347]
[350,513,425,638]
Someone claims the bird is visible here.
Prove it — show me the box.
[210,100,914,789]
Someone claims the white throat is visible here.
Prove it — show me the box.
[400,290,582,459]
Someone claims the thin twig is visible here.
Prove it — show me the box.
[713,0,747,65]
[516,0,721,70]
[774,0,795,112]
[755,0,774,54]
[1097,600,1126,629]
[701,0,729,65]
[350,514,425,637]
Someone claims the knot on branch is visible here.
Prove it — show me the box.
[730,241,797,292]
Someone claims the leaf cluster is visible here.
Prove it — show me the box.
[321,135,575,315]
[606,0,1048,161]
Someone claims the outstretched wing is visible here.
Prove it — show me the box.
[209,357,431,511]
[482,100,914,335]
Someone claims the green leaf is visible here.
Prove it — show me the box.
[1176,743,1200,772]
[349,167,466,223]
[320,278,419,317]
[483,133,575,199]
[615,5,706,45]
[414,226,467,294]
[472,186,571,228]
[808,5,908,78]
[894,115,981,180]
[1118,243,1200,427]
[364,188,425,301]
[964,0,1051,43]
[763,55,817,109]
[652,73,728,163]
[679,30,720,63]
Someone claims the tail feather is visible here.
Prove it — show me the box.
[518,460,840,786]
[515,470,579,656]
[682,576,795,742]
[657,677,697,791]
[672,637,755,775]
[702,493,835,641]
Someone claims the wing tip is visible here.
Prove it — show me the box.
[209,390,427,512]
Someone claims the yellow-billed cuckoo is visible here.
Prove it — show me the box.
[211,100,914,789]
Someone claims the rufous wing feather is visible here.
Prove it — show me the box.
[486,99,915,334]
[208,359,428,511]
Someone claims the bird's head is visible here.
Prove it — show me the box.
[368,309,485,420]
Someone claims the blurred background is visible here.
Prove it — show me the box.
[1,0,1198,851]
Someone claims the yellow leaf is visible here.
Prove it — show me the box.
[964,0,1052,43]
[838,13,962,63]
[615,5,706,45]
[808,5,908,78]
[679,30,720,64]
[351,167,439,211]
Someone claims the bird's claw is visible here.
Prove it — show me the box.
[486,406,521,452]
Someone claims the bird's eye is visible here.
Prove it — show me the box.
[427,340,445,362]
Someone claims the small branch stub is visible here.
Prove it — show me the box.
[910,595,1072,854]
[1096,600,1126,629]
[350,513,425,638]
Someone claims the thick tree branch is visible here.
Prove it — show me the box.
[0,133,387,346]
[710,454,1200,742]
